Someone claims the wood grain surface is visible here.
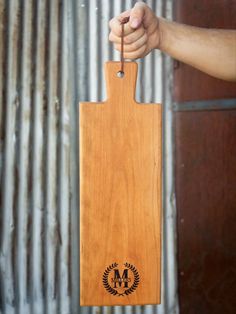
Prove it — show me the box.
[79,61,162,306]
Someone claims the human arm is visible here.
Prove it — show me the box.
[109,2,236,81]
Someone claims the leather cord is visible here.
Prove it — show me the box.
[120,16,130,73]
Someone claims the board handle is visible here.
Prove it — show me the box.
[105,61,138,103]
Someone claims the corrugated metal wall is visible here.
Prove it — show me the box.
[0,0,178,313]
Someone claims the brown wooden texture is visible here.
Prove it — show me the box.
[175,110,236,314]
[174,0,236,102]
[79,61,162,306]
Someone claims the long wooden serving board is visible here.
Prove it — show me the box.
[79,61,162,306]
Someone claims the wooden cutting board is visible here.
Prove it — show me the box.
[79,61,162,306]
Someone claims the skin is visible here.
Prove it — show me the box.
[109,2,236,82]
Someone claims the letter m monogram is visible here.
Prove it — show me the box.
[113,268,129,288]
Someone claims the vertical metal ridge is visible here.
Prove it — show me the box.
[89,0,99,101]
[44,1,60,313]
[101,1,110,100]
[153,0,163,104]
[161,0,170,311]
[0,2,6,218]
[113,1,122,62]
[151,0,156,104]
[0,21,3,312]
[124,0,132,11]
[14,0,24,309]
[76,0,89,102]
[96,0,102,101]
[57,0,71,313]
[68,1,80,313]
[0,0,8,256]
[0,1,20,313]
[137,58,144,103]
[30,1,46,313]
[108,2,114,61]
[162,1,179,313]
[41,4,48,308]
[142,0,153,104]
[27,0,35,307]
[15,1,33,313]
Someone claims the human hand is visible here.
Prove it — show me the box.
[109,2,161,59]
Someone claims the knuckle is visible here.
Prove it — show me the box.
[123,52,133,59]
[133,46,146,59]
[139,27,145,36]
[131,41,139,50]
[139,45,146,56]
[124,36,132,44]
[115,27,122,37]
[123,45,131,52]
[143,32,148,41]
[125,28,144,44]
[109,18,122,36]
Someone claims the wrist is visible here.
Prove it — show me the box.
[156,17,170,52]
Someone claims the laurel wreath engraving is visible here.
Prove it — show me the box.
[123,262,140,296]
[102,263,119,296]
[102,262,140,297]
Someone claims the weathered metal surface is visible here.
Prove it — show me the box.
[0,0,178,313]
[174,1,236,313]
[175,110,236,314]
[173,0,236,102]
[173,98,236,111]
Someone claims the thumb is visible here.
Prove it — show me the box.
[129,2,146,29]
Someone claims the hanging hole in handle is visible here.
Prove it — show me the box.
[117,71,124,78]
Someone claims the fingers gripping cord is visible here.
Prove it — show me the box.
[120,16,130,74]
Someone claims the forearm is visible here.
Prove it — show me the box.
[158,18,236,81]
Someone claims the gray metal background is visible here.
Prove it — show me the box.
[0,0,178,313]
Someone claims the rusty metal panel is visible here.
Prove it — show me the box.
[175,110,236,314]
[174,2,236,313]
[0,0,178,313]
[173,0,236,102]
